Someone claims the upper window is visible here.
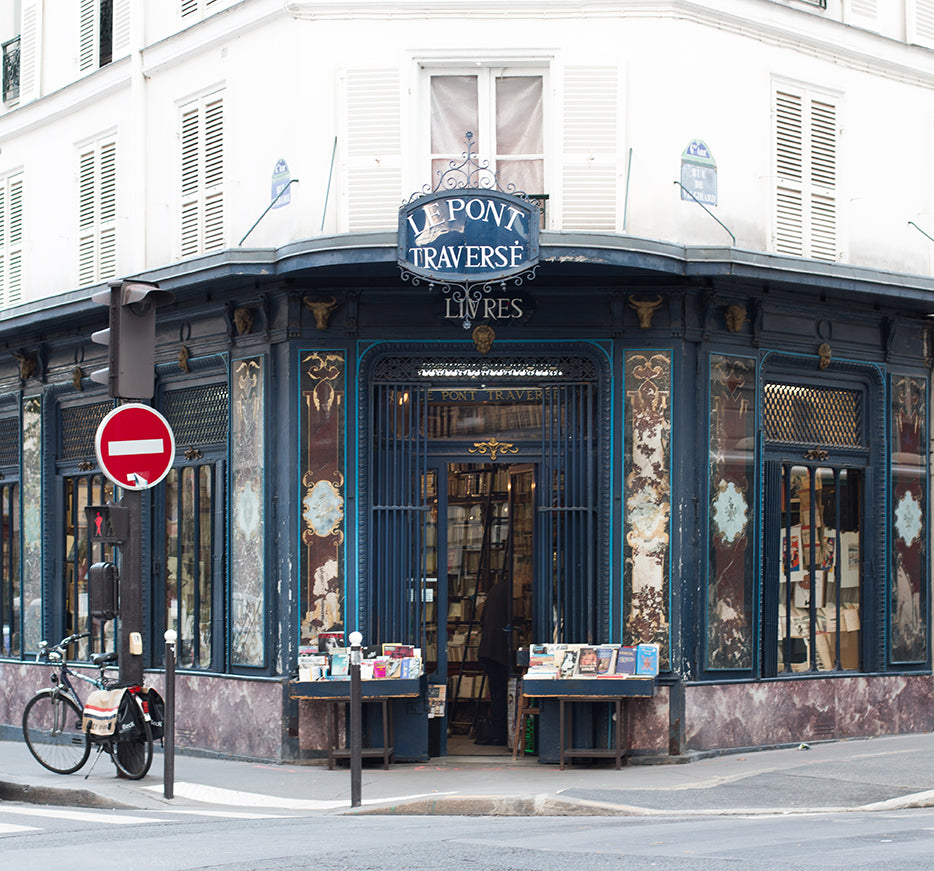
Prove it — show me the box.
[179,92,225,258]
[77,138,117,287]
[79,0,112,71]
[181,0,222,18]
[2,37,19,104]
[772,83,839,262]
[428,68,544,197]
[0,171,24,308]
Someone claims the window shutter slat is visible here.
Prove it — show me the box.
[179,93,224,255]
[19,0,40,103]
[79,0,96,72]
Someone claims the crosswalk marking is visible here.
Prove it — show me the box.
[0,806,162,825]
[0,823,40,834]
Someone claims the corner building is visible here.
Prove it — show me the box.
[0,0,930,762]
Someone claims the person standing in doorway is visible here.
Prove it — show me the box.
[476,576,511,745]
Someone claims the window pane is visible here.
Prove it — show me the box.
[431,76,478,154]
[197,467,213,669]
[495,77,542,154]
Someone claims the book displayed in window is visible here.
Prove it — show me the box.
[294,643,423,682]
[521,643,659,679]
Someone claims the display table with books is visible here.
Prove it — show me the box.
[290,678,424,769]
[518,642,660,768]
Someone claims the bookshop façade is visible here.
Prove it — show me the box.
[290,183,933,765]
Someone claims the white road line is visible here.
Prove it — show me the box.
[143,782,455,810]
[0,806,162,825]
[152,809,286,819]
[0,823,40,834]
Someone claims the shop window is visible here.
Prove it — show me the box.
[776,464,862,673]
[77,138,117,287]
[0,413,19,657]
[164,465,216,669]
[160,383,227,670]
[63,474,118,660]
[428,69,544,198]
[0,171,24,308]
[180,92,225,258]
[772,82,839,262]
[761,370,877,677]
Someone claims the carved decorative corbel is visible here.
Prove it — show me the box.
[304,295,338,330]
[11,350,36,381]
[724,304,747,332]
[178,345,191,373]
[628,295,663,329]
[472,324,495,354]
[818,342,832,370]
[72,367,84,391]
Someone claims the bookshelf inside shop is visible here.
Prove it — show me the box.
[445,464,534,738]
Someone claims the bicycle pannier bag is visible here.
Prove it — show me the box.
[144,688,165,740]
[115,690,145,742]
[82,688,126,736]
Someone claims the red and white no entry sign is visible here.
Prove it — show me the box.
[95,404,176,490]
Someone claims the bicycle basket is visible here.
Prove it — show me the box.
[82,688,125,736]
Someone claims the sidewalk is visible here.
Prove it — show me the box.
[2,732,933,817]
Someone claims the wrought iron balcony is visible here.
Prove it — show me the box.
[2,36,19,104]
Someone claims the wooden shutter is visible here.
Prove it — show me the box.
[180,94,224,258]
[561,66,619,232]
[19,0,40,103]
[342,68,401,233]
[773,86,838,261]
[113,0,131,59]
[79,0,96,72]
[78,140,117,286]
[848,0,877,19]
[0,174,24,307]
[910,0,934,48]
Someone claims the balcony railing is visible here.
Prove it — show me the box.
[2,36,20,104]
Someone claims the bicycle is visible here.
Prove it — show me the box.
[22,631,154,780]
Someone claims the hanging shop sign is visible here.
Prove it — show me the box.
[399,189,539,287]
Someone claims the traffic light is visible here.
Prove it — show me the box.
[88,561,119,621]
[85,503,129,544]
[90,279,174,399]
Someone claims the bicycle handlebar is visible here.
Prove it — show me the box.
[35,632,91,663]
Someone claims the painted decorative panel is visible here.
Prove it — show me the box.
[890,375,927,663]
[623,352,671,666]
[21,397,41,653]
[707,355,756,669]
[300,352,345,646]
[231,357,265,666]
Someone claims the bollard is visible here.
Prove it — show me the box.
[348,630,363,808]
[163,629,176,800]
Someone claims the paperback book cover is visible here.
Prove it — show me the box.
[576,646,599,675]
[614,646,637,674]
[636,643,660,676]
[329,651,350,678]
[594,646,617,675]
[317,631,344,652]
[557,647,579,678]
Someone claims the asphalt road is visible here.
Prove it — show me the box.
[3,803,934,870]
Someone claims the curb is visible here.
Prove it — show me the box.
[0,779,134,810]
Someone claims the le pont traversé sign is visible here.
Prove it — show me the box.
[398,189,540,324]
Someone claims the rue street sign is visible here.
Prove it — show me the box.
[95,403,176,491]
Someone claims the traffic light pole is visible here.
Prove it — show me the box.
[119,489,144,687]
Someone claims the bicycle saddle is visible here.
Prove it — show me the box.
[91,651,119,666]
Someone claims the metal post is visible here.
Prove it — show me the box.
[348,630,363,808]
[163,629,176,800]
[119,489,144,687]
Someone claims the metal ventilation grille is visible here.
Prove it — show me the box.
[0,417,18,466]
[763,382,863,447]
[162,384,228,447]
[61,402,112,461]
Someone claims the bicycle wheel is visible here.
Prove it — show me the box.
[22,690,91,775]
[112,697,153,779]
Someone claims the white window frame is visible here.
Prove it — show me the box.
[179,90,225,259]
[771,79,842,262]
[413,57,552,206]
[77,136,117,287]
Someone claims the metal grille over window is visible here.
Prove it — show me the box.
[162,384,228,447]
[0,417,17,466]
[61,401,112,461]
[763,383,863,448]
